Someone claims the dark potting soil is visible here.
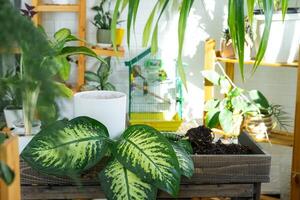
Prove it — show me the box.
[186,126,253,155]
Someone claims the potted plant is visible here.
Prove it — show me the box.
[92,0,124,46]
[220,29,235,58]
[220,20,254,60]
[202,65,288,141]
[0,72,22,129]
[21,116,194,199]
[82,57,116,91]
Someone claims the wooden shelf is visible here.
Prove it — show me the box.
[35,4,80,12]
[92,46,125,57]
[215,51,298,68]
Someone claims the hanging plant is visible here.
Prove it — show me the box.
[111,0,289,87]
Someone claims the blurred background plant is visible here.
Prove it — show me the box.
[83,57,115,91]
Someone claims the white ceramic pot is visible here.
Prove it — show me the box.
[18,135,34,154]
[255,13,300,62]
[73,91,127,139]
[3,106,23,128]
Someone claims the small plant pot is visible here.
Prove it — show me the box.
[97,29,111,45]
[73,91,127,139]
[244,114,275,136]
[3,106,23,128]
[220,39,235,58]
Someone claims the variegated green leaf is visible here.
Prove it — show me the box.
[171,142,194,178]
[115,125,180,196]
[99,159,157,200]
[21,117,110,176]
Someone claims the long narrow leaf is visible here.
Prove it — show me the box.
[142,2,159,47]
[112,0,123,50]
[281,0,288,20]
[253,0,273,73]
[126,0,135,46]
[178,0,194,89]
[247,0,255,24]
[228,0,245,80]
[151,0,169,54]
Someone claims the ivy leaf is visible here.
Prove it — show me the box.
[219,108,233,133]
[204,99,220,112]
[201,70,221,85]
[205,108,220,128]
[249,90,270,109]
[220,76,231,94]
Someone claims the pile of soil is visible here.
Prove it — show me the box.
[186,126,252,154]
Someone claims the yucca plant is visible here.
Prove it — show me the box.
[111,0,289,87]
[0,132,15,185]
[21,116,194,199]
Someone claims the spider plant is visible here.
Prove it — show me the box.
[111,0,289,88]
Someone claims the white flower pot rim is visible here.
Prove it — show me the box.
[74,91,126,101]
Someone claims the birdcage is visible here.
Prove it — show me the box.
[125,48,183,131]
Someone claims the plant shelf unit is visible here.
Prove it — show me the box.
[31,0,125,91]
[204,39,300,199]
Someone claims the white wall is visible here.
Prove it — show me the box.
[22,0,297,131]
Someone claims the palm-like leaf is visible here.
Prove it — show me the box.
[115,125,180,196]
[99,159,157,200]
[21,117,110,176]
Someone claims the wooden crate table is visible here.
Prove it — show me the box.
[20,133,271,200]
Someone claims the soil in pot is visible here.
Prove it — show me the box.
[187,126,253,154]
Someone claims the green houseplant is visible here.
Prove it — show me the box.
[202,65,289,140]
[21,117,194,199]
[111,0,289,87]
[92,0,124,46]
[83,57,116,91]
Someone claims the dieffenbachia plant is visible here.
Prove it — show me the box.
[0,133,15,185]
[202,66,281,138]
[111,0,289,86]
[21,117,194,199]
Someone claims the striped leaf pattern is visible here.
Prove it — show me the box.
[171,141,194,178]
[99,159,157,200]
[115,125,180,196]
[21,117,109,176]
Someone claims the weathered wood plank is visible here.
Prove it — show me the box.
[21,184,254,199]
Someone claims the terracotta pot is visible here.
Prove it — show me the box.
[220,39,235,58]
